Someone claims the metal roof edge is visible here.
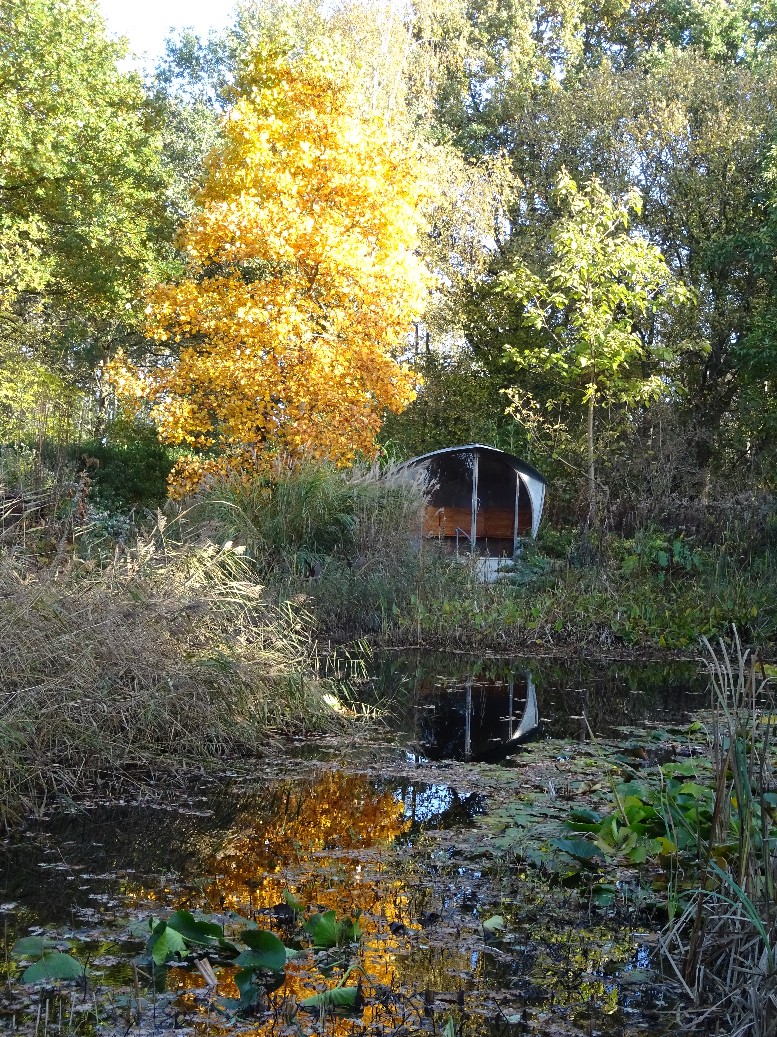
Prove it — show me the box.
[400,444,546,485]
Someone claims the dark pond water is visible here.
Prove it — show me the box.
[0,654,703,1037]
[363,651,707,763]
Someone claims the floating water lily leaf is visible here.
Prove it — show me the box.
[662,761,702,777]
[619,968,655,985]
[304,911,338,948]
[234,968,262,1007]
[304,910,361,948]
[236,930,287,972]
[128,917,158,940]
[568,808,603,830]
[166,910,223,946]
[551,837,604,861]
[590,883,616,907]
[22,952,85,983]
[147,921,187,965]
[13,937,56,958]
[283,889,304,913]
[216,996,242,1015]
[675,781,709,799]
[482,915,506,932]
[300,986,360,1011]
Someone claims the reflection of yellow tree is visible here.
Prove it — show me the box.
[203,771,409,917]
[138,772,416,1035]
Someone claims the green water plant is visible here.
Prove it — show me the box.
[564,764,719,868]
[133,910,288,1012]
[303,910,362,949]
[12,937,86,984]
[660,633,777,1035]
[133,904,366,1015]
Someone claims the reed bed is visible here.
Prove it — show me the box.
[0,524,341,827]
[661,632,777,1036]
[187,460,431,635]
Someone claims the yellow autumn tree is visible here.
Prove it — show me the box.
[113,36,431,496]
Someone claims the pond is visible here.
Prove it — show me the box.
[0,654,708,1037]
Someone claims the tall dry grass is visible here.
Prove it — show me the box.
[186,460,431,634]
[0,520,342,827]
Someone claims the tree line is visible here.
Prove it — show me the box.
[2,0,776,529]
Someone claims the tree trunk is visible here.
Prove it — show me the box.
[587,394,596,528]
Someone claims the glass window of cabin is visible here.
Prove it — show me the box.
[425,452,474,509]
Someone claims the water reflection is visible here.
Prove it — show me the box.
[367,653,706,762]
[0,654,702,1037]
[413,672,540,762]
[0,758,677,1036]
[0,772,422,927]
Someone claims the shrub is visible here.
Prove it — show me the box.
[71,421,175,512]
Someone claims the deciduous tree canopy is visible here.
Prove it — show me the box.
[0,0,172,437]
[114,35,431,495]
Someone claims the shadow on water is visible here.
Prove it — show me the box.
[363,652,707,763]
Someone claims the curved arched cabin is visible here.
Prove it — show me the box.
[405,444,546,557]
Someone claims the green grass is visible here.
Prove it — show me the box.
[386,530,777,654]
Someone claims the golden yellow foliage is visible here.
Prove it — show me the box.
[112,39,431,496]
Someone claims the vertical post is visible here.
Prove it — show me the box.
[513,473,521,554]
[464,677,472,761]
[508,674,514,740]
[471,451,479,552]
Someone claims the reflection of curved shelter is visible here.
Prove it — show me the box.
[465,673,539,762]
[418,670,540,763]
[404,444,546,556]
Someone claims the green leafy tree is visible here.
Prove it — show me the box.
[403,0,777,491]
[0,0,173,437]
[501,171,692,525]
[0,0,170,314]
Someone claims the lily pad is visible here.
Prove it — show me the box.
[300,985,361,1011]
[13,937,56,958]
[147,921,187,965]
[482,915,506,932]
[551,837,605,861]
[22,953,85,984]
[166,910,224,946]
[235,930,287,972]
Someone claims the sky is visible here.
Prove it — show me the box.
[97,0,236,64]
